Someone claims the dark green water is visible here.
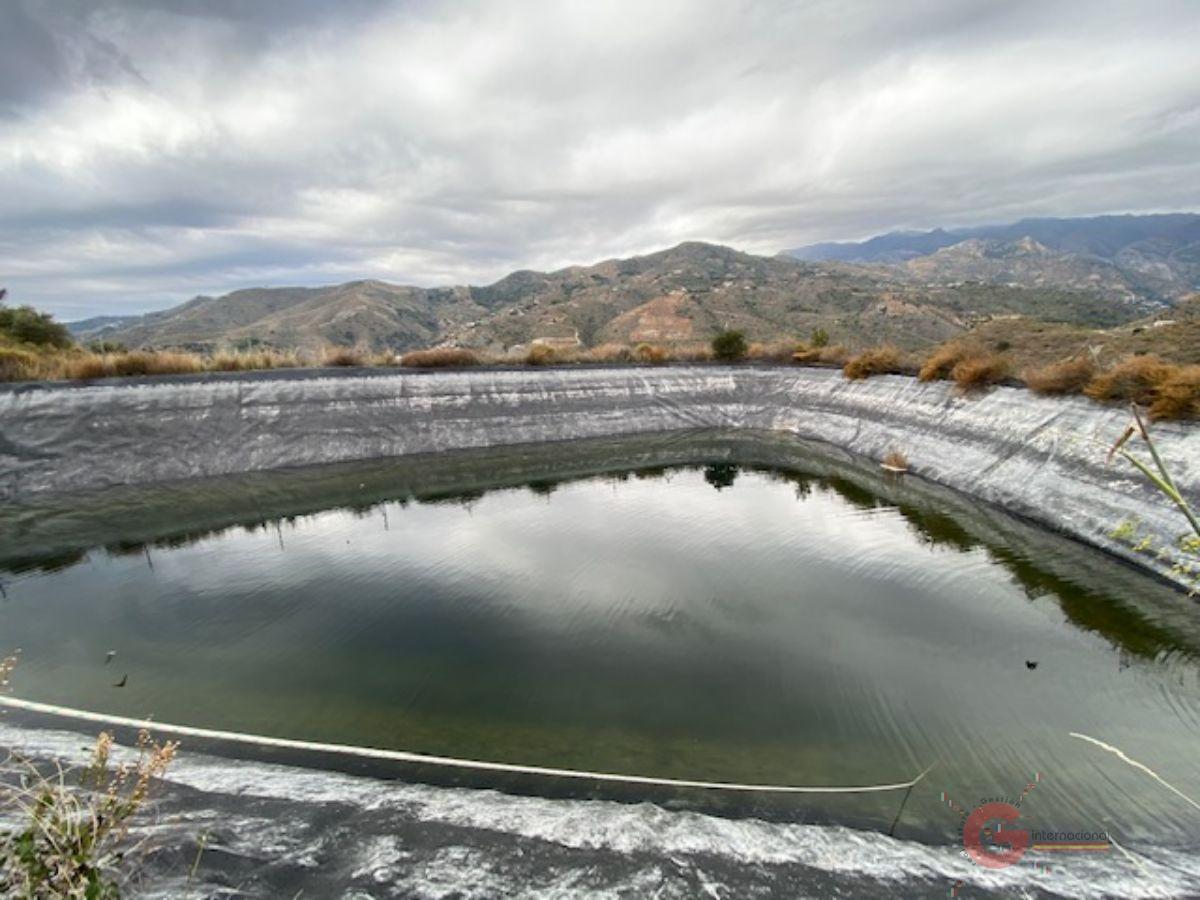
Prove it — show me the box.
[2,432,1199,848]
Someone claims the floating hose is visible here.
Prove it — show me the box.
[0,696,933,795]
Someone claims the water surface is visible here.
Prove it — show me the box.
[2,432,1199,895]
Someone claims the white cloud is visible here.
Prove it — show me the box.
[1,0,1198,318]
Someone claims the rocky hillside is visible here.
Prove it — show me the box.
[71,281,491,352]
[73,241,1158,354]
[936,295,1200,371]
[897,237,1156,307]
[788,213,1200,304]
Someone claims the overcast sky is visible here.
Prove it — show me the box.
[2,0,1198,319]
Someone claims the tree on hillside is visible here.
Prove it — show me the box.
[711,329,747,361]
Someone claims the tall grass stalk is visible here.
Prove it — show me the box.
[1107,405,1200,540]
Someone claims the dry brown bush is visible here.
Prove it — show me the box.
[950,353,1010,390]
[525,344,558,365]
[1022,357,1096,395]
[633,343,668,363]
[843,345,906,380]
[918,344,968,382]
[1148,364,1200,421]
[321,347,366,367]
[1084,355,1172,405]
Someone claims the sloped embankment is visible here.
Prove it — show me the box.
[1,366,1196,588]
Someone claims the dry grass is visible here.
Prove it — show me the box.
[673,342,715,362]
[950,353,1010,390]
[632,343,669,363]
[211,349,300,372]
[60,354,111,380]
[793,343,852,365]
[843,345,907,380]
[321,346,367,367]
[1084,355,1173,405]
[400,347,481,368]
[747,340,800,362]
[918,344,968,382]
[0,332,1195,422]
[580,342,632,363]
[1022,356,1096,395]
[1148,364,1200,421]
[882,449,908,470]
[0,347,41,382]
[57,350,204,380]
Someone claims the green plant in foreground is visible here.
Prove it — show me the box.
[1108,405,1200,592]
[1108,406,1200,539]
[0,655,178,898]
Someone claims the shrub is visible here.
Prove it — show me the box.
[400,347,481,368]
[0,347,40,382]
[525,344,557,365]
[711,330,748,361]
[1022,357,1096,395]
[86,340,126,354]
[321,347,366,367]
[1085,355,1172,405]
[918,344,967,382]
[633,343,668,363]
[1149,365,1200,421]
[811,327,830,348]
[950,354,1010,390]
[843,345,905,380]
[0,305,72,349]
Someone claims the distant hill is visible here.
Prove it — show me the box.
[76,240,1156,354]
[899,237,1153,305]
[787,213,1200,304]
[68,314,141,340]
[73,281,492,352]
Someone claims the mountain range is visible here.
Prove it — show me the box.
[70,214,1197,354]
[788,213,1200,304]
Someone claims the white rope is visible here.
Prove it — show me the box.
[1070,732,1200,814]
[0,695,932,795]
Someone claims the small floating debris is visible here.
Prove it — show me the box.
[881,450,909,473]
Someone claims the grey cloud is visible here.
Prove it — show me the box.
[1,0,1198,318]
